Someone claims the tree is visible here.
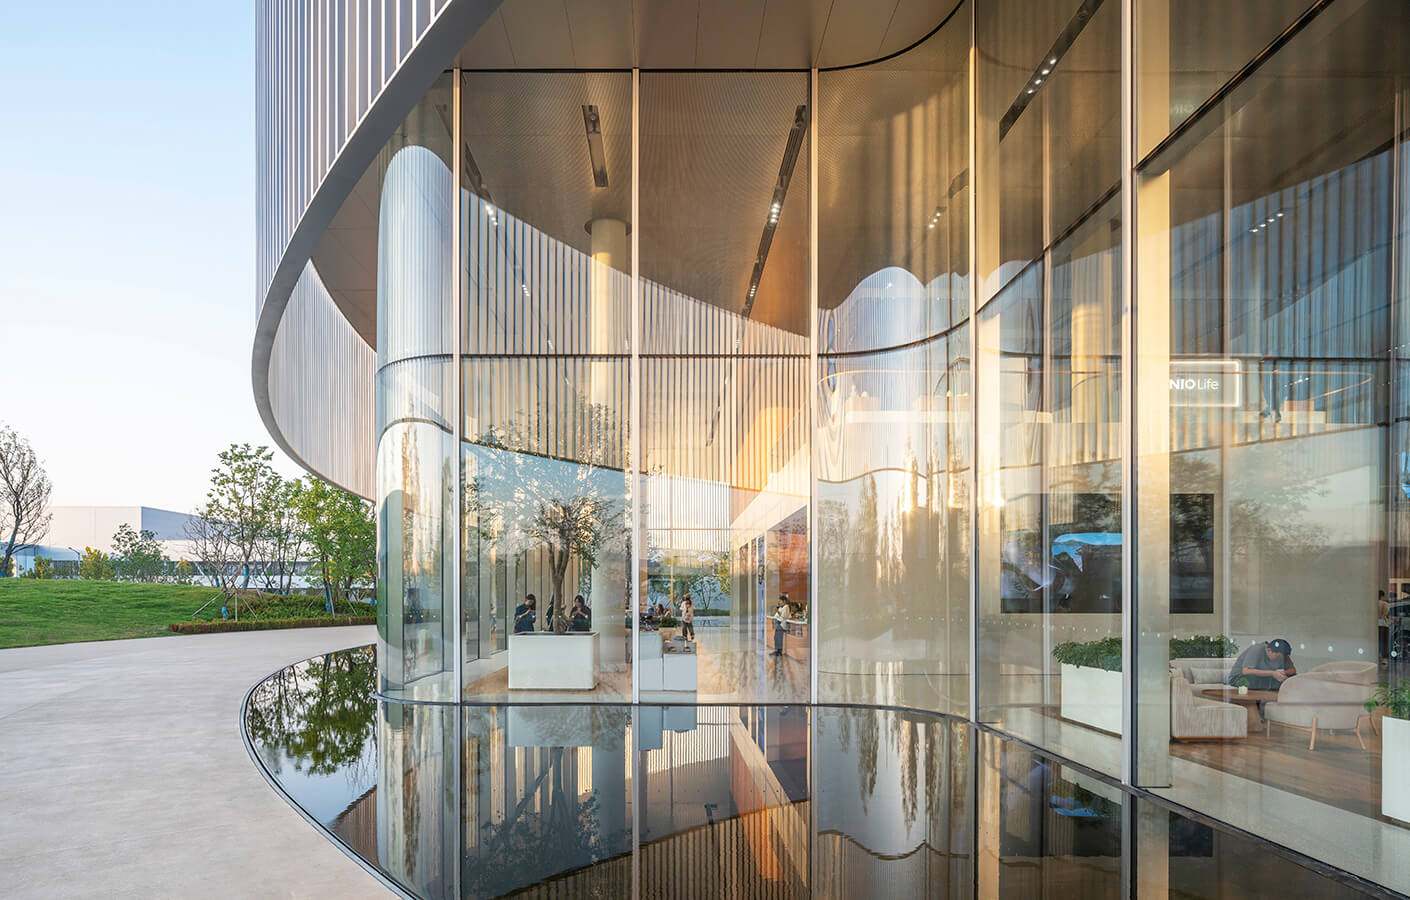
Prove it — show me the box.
[0,425,52,579]
[185,511,242,615]
[258,476,306,594]
[189,444,282,619]
[172,558,196,585]
[469,399,627,632]
[24,555,54,579]
[111,523,168,582]
[79,546,115,581]
[294,478,376,609]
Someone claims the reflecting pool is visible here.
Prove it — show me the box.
[244,648,1385,899]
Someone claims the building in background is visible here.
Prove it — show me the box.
[254,0,1410,893]
[11,506,200,575]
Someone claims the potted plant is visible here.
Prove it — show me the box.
[1231,676,1250,696]
[1366,683,1410,822]
[1053,637,1123,733]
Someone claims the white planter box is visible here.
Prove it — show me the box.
[1060,663,1123,734]
[1383,716,1410,822]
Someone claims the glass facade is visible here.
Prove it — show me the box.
[352,0,1410,891]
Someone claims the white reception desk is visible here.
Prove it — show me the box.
[508,632,600,690]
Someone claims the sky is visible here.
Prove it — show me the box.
[1,2,304,513]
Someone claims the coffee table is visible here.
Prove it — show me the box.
[1202,688,1281,731]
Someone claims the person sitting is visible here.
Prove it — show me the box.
[1226,638,1296,691]
[514,593,537,634]
[570,595,592,632]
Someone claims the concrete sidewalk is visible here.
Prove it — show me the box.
[0,627,390,898]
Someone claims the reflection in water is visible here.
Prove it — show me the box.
[244,648,1378,899]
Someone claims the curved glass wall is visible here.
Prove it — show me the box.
[377,75,457,702]
[815,9,972,716]
[358,2,1410,890]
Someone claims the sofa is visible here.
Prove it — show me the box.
[1263,660,1378,749]
[1170,670,1247,739]
[1169,657,1241,694]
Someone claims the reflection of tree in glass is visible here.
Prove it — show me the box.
[245,647,377,777]
[468,399,627,632]
[1173,454,1327,559]
[462,748,618,898]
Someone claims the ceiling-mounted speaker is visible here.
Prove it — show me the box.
[583,105,609,188]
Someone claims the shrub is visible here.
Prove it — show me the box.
[168,616,375,635]
[78,547,115,581]
[1169,634,1238,660]
[1052,637,1123,672]
[23,556,54,579]
[660,615,679,628]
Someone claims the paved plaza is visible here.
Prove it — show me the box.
[0,626,388,898]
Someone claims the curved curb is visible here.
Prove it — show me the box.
[239,642,417,900]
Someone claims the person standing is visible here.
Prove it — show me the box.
[680,594,696,642]
[570,594,592,632]
[770,596,789,657]
[514,593,537,634]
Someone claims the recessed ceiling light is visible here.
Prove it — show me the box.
[1041,68,1050,75]
[1049,57,1057,64]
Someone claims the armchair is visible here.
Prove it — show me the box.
[1263,661,1378,749]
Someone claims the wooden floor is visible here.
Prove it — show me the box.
[1170,716,1389,822]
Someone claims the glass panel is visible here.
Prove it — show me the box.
[1134,1,1410,892]
[975,0,1124,779]
[1135,0,1319,159]
[638,72,811,703]
[458,71,634,702]
[375,75,456,702]
[976,731,1123,898]
[814,5,971,715]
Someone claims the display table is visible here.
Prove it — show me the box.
[508,632,600,690]
[639,634,698,693]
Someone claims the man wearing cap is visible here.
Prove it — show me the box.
[1226,638,1297,691]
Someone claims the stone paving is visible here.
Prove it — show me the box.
[0,626,389,899]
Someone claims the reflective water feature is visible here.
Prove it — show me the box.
[244,648,1385,899]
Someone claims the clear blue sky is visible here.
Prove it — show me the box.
[1,1,304,512]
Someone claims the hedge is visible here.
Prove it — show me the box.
[168,616,376,635]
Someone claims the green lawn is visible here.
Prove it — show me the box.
[0,580,367,649]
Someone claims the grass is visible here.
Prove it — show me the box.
[0,579,372,650]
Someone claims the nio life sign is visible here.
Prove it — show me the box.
[1169,359,1241,407]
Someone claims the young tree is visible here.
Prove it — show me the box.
[469,400,627,632]
[201,444,280,596]
[185,512,242,616]
[111,523,167,582]
[79,546,115,581]
[295,478,375,609]
[172,558,196,585]
[0,425,52,579]
[258,476,306,594]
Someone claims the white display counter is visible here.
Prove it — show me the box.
[639,634,698,693]
[508,632,600,690]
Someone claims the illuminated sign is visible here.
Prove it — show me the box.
[1170,359,1241,407]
